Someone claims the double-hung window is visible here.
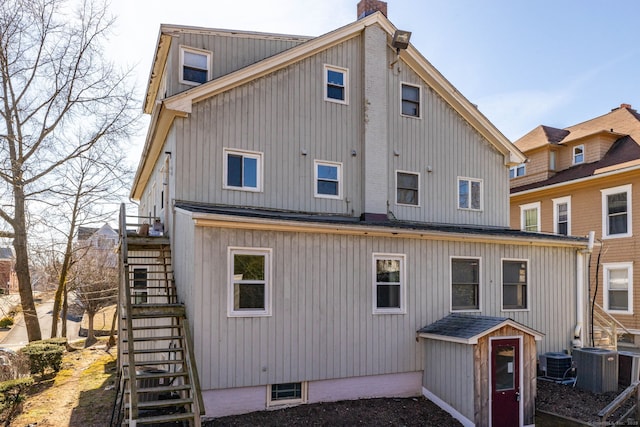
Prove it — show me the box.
[573,145,584,164]
[324,65,348,104]
[224,149,262,191]
[396,171,419,206]
[228,248,271,317]
[373,253,405,314]
[520,202,541,232]
[458,177,482,210]
[602,185,632,238]
[552,196,571,236]
[451,258,480,311]
[180,46,211,85]
[603,262,633,314]
[401,83,420,117]
[502,260,528,310]
[314,160,342,199]
[509,163,525,178]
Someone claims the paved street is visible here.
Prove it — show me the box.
[0,297,81,350]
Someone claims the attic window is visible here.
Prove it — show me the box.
[573,145,584,165]
[180,46,211,85]
[324,64,348,104]
[401,83,420,117]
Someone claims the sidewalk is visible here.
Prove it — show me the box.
[0,294,20,345]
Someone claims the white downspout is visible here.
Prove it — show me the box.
[575,231,595,348]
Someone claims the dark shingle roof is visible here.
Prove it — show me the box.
[512,136,640,193]
[176,202,589,245]
[418,313,543,344]
[418,314,508,340]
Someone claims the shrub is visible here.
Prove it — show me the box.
[0,377,34,423]
[35,337,67,347]
[0,316,13,329]
[18,343,64,376]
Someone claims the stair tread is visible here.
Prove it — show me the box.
[126,397,194,410]
[123,347,184,355]
[123,335,183,342]
[123,360,186,367]
[131,384,191,394]
[123,411,195,424]
[126,371,188,380]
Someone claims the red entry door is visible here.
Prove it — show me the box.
[491,338,520,427]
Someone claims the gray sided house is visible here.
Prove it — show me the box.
[124,3,591,426]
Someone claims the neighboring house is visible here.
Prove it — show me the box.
[0,247,17,295]
[76,223,118,266]
[120,2,592,426]
[510,104,640,347]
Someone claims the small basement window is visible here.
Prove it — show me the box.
[268,382,307,406]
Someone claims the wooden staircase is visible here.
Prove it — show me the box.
[112,205,203,426]
[590,301,633,350]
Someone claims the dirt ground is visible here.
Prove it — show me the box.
[207,396,463,427]
[9,342,117,427]
[6,344,638,426]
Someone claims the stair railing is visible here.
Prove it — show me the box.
[591,301,632,349]
[119,203,139,421]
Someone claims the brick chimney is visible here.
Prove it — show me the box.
[620,103,632,109]
[357,0,387,19]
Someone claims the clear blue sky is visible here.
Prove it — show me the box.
[106,0,640,152]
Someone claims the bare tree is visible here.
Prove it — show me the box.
[0,0,138,341]
[72,242,117,346]
[47,148,131,338]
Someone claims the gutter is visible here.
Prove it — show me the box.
[511,164,640,197]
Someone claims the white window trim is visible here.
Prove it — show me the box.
[179,45,212,86]
[267,382,308,407]
[400,82,422,119]
[372,253,406,315]
[223,148,263,192]
[449,256,482,312]
[519,202,541,232]
[324,64,348,105]
[552,196,571,235]
[509,163,526,178]
[603,262,633,315]
[227,247,272,317]
[501,258,530,312]
[395,170,421,207]
[314,160,342,199]
[572,144,585,165]
[457,176,483,211]
[601,184,632,239]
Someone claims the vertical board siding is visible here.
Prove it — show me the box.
[174,37,363,215]
[165,33,306,99]
[388,58,510,227]
[187,226,577,390]
[423,341,474,421]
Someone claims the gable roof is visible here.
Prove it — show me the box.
[417,313,544,345]
[512,135,640,194]
[131,12,525,200]
[514,105,640,154]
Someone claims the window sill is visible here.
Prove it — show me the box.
[228,311,271,318]
[396,203,420,208]
[602,233,633,240]
[314,194,342,200]
[223,186,262,193]
[400,114,421,119]
[373,309,406,315]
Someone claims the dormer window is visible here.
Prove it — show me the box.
[573,145,584,164]
[180,46,211,85]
